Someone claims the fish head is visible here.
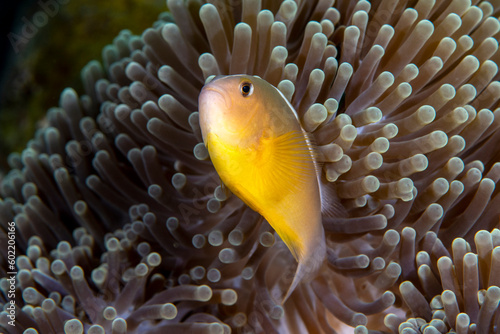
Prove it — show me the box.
[198,75,269,145]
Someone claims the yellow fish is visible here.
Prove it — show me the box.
[198,75,326,301]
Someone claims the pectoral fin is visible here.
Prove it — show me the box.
[256,131,326,302]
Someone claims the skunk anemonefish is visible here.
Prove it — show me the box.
[198,74,331,301]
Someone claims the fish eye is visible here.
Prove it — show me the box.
[240,82,253,97]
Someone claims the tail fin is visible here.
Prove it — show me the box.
[282,237,326,302]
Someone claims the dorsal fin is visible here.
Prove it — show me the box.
[301,127,348,219]
[319,179,348,218]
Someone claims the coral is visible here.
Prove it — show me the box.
[1,0,500,333]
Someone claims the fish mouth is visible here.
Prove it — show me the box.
[200,86,230,110]
[208,75,224,83]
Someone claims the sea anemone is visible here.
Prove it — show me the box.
[1,0,500,333]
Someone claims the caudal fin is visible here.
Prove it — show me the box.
[282,239,326,302]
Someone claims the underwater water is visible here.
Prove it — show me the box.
[0,0,164,172]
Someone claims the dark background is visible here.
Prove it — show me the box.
[0,0,164,173]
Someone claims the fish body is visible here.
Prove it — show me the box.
[198,75,326,300]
